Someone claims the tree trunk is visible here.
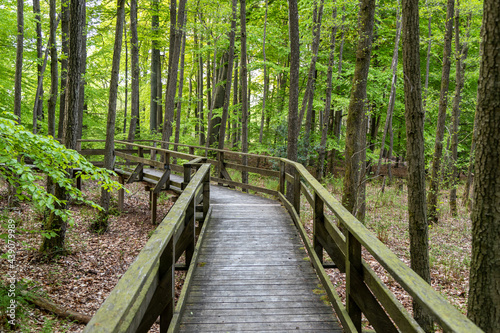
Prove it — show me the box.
[427,0,455,224]
[286,0,300,201]
[376,3,401,177]
[232,57,239,147]
[259,0,269,145]
[318,4,337,180]
[162,0,187,147]
[218,0,237,151]
[450,7,470,216]
[33,0,43,132]
[174,15,188,149]
[58,0,70,139]
[77,8,87,149]
[423,0,432,114]
[127,0,140,143]
[240,0,249,189]
[14,0,24,124]
[47,0,58,137]
[149,0,160,133]
[341,0,376,215]
[41,0,85,253]
[467,1,500,330]
[123,23,128,135]
[401,0,432,330]
[97,0,125,232]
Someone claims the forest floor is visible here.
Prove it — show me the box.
[0,169,472,332]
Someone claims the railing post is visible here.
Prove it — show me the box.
[293,169,301,215]
[182,164,191,190]
[218,151,224,179]
[189,146,194,156]
[346,231,363,332]
[184,198,195,266]
[279,161,285,195]
[118,175,124,211]
[151,141,157,165]
[202,169,210,220]
[313,192,324,264]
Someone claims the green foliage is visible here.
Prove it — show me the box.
[0,109,122,224]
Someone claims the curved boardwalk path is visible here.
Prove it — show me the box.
[178,184,342,332]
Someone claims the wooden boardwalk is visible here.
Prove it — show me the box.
[177,185,342,332]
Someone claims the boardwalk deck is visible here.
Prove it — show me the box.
[177,185,342,332]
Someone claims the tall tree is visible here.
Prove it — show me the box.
[14,0,24,124]
[450,4,470,216]
[47,0,58,137]
[467,0,500,330]
[286,0,299,201]
[97,0,126,231]
[341,0,376,216]
[318,4,337,180]
[240,0,249,187]
[57,0,70,138]
[162,0,187,147]
[427,0,455,224]
[259,0,269,145]
[127,0,140,142]
[41,0,85,253]
[218,0,237,151]
[174,14,188,148]
[33,0,43,132]
[402,0,433,330]
[149,0,160,133]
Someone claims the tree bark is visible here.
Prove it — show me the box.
[174,15,188,149]
[423,0,432,114]
[41,0,85,253]
[14,0,24,124]
[47,0,58,137]
[33,0,43,132]
[218,0,237,151]
[232,57,240,147]
[402,0,432,330]
[450,6,470,216]
[341,0,376,215]
[58,0,70,139]
[127,0,140,143]
[467,0,500,330]
[162,0,187,147]
[149,0,160,133]
[376,3,401,177]
[240,0,249,189]
[259,0,269,145]
[286,0,300,201]
[318,4,337,180]
[427,0,455,224]
[77,6,87,149]
[98,0,125,228]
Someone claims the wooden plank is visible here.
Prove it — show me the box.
[211,176,278,196]
[224,161,280,178]
[178,321,340,332]
[153,169,171,194]
[126,163,143,183]
[116,151,165,169]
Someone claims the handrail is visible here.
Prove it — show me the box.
[83,163,211,333]
[78,139,480,332]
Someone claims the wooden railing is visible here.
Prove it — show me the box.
[79,139,481,332]
[82,163,210,333]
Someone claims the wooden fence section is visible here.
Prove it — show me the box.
[79,139,481,332]
[83,164,211,333]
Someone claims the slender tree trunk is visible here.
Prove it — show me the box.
[376,3,401,176]
[58,0,70,138]
[33,0,43,132]
[198,29,205,145]
[77,6,87,149]
[240,0,249,189]
[427,0,455,224]
[450,5,470,216]
[423,0,432,114]
[128,0,140,143]
[259,0,269,145]
[286,0,300,201]
[14,0,24,124]
[463,119,477,208]
[402,0,432,330]
[341,0,376,215]
[232,57,239,147]
[123,23,128,135]
[41,0,85,253]
[47,0,58,137]
[150,0,159,132]
[162,0,187,147]
[218,0,237,151]
[318,4,337,180]
[467,0,500,330]
[174,15,188,149]
[98,0,126,231]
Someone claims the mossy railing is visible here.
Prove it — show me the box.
[83,163,210,333]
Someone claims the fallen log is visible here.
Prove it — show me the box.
[20,290,91,324]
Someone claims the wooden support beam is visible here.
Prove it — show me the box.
[293,169,301,215]
[347,232,362,332]
[118,175,124,211]
[313,191,324,264]
[127,163,144,183]
[153,167,171,194]
[151,191,157,224]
